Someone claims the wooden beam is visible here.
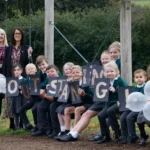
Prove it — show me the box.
[120,0,132,85]
[44,0,54,64]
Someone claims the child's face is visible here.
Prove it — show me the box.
[100,53,111,65]
[134,72,147,85]
[37,60,48,72]
[104,67,118,80]
[46,68,58,77]
[26,65,37,75]
[13,67,22,77]
[71,68,82,80]
[63,65,72,77]
[0,31,5,43]
[109,48,120,60]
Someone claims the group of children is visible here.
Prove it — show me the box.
[2,41,150,147]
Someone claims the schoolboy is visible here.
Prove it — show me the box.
[32,65,61,137]
[18,63,41,130]
[120,69,147,144]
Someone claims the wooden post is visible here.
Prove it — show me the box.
[120,0,132,85]
[44,0,54,64]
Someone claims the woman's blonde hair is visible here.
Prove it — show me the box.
[108,41,121,52]
[104,61,120,76]
[0,28,8,46]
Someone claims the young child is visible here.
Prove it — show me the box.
[108,41,121,71]
[88,50,112,142]
[18,63,41,130]
[32,65,61,137]
[56,65,93,140]
[11,64,26,130]
[35,55,49,89]
[96,62,128,144]
[120,69,147,144]
[55,62,74,139]
[100,50,112,66]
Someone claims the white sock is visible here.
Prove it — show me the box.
[70,126,73,131]
[70,131,79,138]
[60,126,65,132]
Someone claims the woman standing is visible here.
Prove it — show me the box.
[3,27,32,77]
[3,28,33,129]
[0,28,8,116]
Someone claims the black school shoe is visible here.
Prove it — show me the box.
[113,130,121,142]
[31,126,38,133]
[31,130,46,136]
[59,134,78,142]
[24,124,33,131]
[120,136,128,144]
[96,136,111,144]
[55,131,66,140]
[139,135,149,146]
[48,131,59,139]
[128,135,139,144]
[88,133,103,142]
[46,130,53,136]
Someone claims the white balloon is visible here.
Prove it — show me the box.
[126,92,147,112]
[143,102,150,121]
[144,81,150,99]
[0,74,6,94]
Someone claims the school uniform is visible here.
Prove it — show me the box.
[115,58,121,72]
[56,81,94,116]
[97,77,128,143]
[39,71,47,89]
[31,71,48,127]
[32,76,61,137]
[120,84,145,143]
[36,99,52,134]
[18,76,41,129]
[10,77,26,129]
[81,86,94,110]
[48,100,62,138]
[137,111,150,145]
[136,85,150,145]
[35,76,52,135]
[11,77,26,114]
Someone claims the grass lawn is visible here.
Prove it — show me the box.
[0,108,100,135]
[132,0,150,6]
[1,109,150,136]
[0,98,150,136]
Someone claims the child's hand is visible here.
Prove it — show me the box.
[117,101,120,107]
[78,88,86,96]
[20,90,23,95]
[40,89,46,99]
[58,90,62,94]
[28,47,33,54]
[46,84,50,89]
[109,86,115,92]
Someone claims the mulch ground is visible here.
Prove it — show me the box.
[0,132,149,150]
